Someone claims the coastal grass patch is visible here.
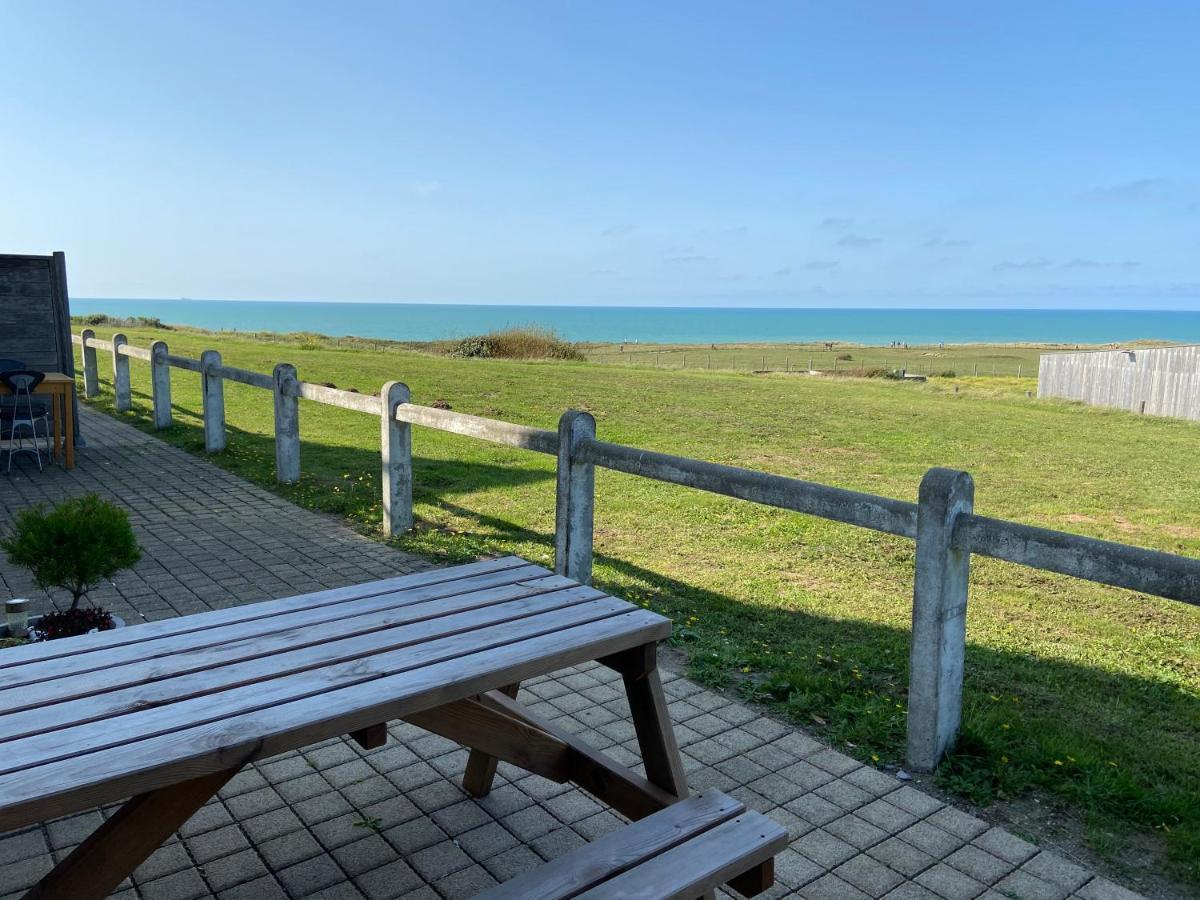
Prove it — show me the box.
[74,325,1200,884]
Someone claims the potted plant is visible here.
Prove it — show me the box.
[2,493,141,641]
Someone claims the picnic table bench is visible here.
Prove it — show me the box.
[0,556,784,899]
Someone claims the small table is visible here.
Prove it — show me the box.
[0,557,684,899]
[0,372,76,470]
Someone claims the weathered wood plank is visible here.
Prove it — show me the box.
[349,723,387,750]
[477,689,678,821]
[405,696,570,783]
[0,590,613,768]
[0,556,533,671]
[21,767,241,900]
[476,790,744,900]
[575,812,787,899]
[0,572,573,717]
[623,664,688,801]
[0,608,669,830]
[461,682,521,797]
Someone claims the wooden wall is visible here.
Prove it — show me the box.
[1038,345,1200,421]
[0,252,74,376]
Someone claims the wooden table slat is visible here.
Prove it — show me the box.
[0,555,534,671]
[478,790,744,900]
[576,812,788,900]
[0,608,669,830]
[0,580,597,742]
[0,562,550,690]
[0,594,626,775]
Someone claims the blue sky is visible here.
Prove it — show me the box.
[2,1,1198,307]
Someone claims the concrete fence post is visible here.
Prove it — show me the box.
[200,350,226,453]
[380,381,413,536]
[149,340,172,430]
[907,467,974,772]
[80,328,99,397]
[273,363,300,483]
[555,410,596,585]
[112,333,131,412]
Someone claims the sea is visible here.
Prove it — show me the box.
[70,299,1200,346]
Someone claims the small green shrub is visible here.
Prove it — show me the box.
[2,493,141,611]
[836,352,853,361]
[447,327,584,360]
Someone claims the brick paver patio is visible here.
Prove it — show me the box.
[0,407,1144,900]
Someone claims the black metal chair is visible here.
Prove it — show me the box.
[0,370,52,473]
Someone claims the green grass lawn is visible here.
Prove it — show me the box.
[73,325,1200,883]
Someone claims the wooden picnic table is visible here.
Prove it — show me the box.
[0,556,697,899]
[0,372,76,470]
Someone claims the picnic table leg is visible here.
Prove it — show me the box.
[23,766,239,900]
[617,648,689,800]
[462,682,520,797]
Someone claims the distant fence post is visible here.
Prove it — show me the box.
[79,328,99,398]
[200,350,226,453]
[149,340,172,430]
[907,467,974,772]
[380,381,413,536]
[273,363,300,483]
[555,410,596,585]
[112,333,131,412]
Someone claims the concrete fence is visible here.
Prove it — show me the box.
[1038,344,1200,420]
[72,332,1200,773]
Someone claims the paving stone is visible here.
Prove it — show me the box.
[202,847,271,891]
[133,841,194,883]
[868,837,939,878]
[858,799,919,833]
[1075,876,1146,900]
[332,834,396,878]
[794,828,858,868]
[915,862,986,900]
[799,873,871,899]
[530,826,588,861]
[215,874,289,900]
[972,826,1039,865]
[480,845,544,883]
[898,821,967,859]
[887,786,945,818]
[925,806,989,841]
[139,867,211,900]
[825,813,889,850]
[944,844,1012,884]
[276,853,348,896]
[994,868,1071,900]
[432,863,498,896]
[835,853,907,896]
[355,858,425,900]
[455,822,519,861]
[408,839,473,881]
[1022,850,1092,892]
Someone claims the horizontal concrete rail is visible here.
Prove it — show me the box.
[956,514,1200,605]
[208,363,273,390]
[393,403,558,454]
[576,437,920,539]
[291,380,383,415]
[164,354,202,373]
[117,344,152,361]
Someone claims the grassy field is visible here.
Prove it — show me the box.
[71,324,1199,884]
[581,341,1056,376]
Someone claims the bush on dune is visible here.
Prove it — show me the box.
[447,326,584,360]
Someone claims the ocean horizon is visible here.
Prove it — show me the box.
[70,298,1200,346]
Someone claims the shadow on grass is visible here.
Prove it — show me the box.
[85,393,1200,884]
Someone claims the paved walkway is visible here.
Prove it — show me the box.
[0,407,1142,900]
